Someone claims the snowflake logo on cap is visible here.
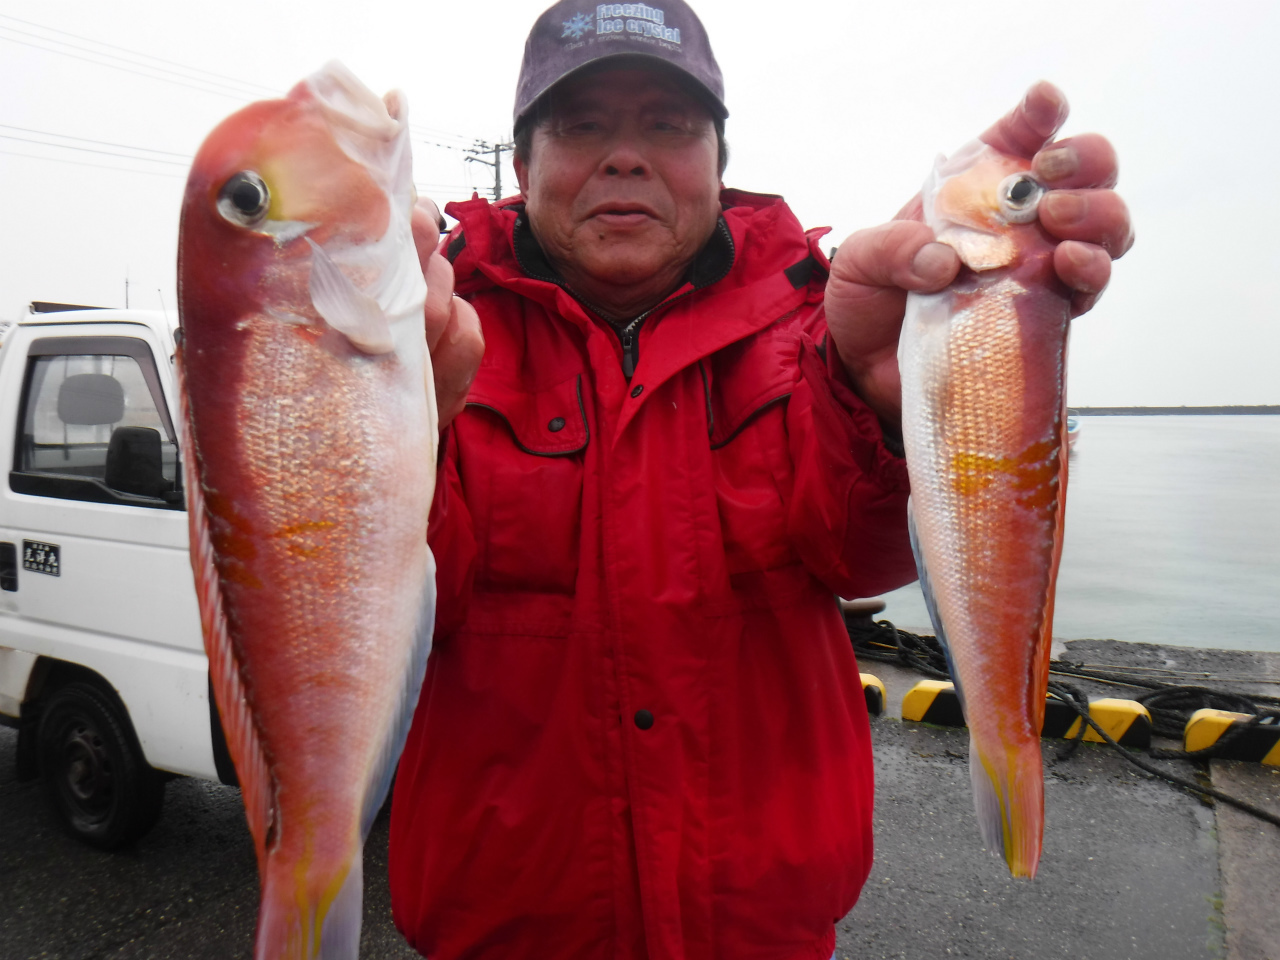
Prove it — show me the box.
[562,12,594,39]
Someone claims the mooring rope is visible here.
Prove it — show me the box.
[846,614,1280,829]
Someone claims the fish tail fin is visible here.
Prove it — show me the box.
[970,739,1045,878]
[254,847,364,960]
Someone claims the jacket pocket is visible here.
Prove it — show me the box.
[457,374,587,595]
[702,342,800,578]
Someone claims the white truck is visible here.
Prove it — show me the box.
[0,302,235,849]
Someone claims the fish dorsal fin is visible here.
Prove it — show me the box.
[176,346,276,876]
[307,238,395,355]
[907,497,965,711]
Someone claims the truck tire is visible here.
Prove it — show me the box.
[37,681,164,849]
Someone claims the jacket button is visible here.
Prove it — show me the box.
[634,709,654,730]
[547,416,566,432]
[630,384,644,398]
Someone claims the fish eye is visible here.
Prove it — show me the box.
[217,171,270,227]
[996,173,1044,225]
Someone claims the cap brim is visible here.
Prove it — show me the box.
[515,52,728,126]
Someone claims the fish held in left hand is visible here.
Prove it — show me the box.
[177,62,438,958]
[899,138,1073,879]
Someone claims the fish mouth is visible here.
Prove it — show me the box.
[271,62,423,329]
[304,61,402,142]
[295,61,413,209]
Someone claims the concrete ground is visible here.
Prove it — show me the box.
[1,639,1278,959]
[0,731,415,960]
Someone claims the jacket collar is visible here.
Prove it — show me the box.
[444,189,811,306]
[443,191,829,440]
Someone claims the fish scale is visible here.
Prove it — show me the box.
[901,140,1071,878]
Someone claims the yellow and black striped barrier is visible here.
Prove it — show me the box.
[900,680,1152,748]
[861,674,886,717]
[1184,709,1280,764]
[901,679,965,727]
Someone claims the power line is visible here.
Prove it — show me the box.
[0,12,487,147]
[410,124,475,149]
[411,134,471,154]
[0,123,190,160]
[0,122,497,188]
[4,28,511,164]
[0,133,188,167]
[0,12,277,97]
[2,14,514,180]
[0,147,185,179]
[0,32,255,102]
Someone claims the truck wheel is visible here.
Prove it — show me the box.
[37,681,164,849]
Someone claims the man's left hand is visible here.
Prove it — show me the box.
[823,81,1134,429]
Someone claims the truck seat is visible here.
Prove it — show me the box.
[57,373,125,426]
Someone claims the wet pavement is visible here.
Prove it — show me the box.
[2,638,1278,959]
[0,733,415,960]
[844,717,1222,960]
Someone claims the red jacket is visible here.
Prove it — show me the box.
[389,190,916,960]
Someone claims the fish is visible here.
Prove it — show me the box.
[898,139,1072,878]
[176,62,438,958]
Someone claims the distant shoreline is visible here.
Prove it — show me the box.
[1070,406,1280,416]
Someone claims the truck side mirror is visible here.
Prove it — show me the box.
[104,426,167,499]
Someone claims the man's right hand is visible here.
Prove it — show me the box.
[412,198,485,428]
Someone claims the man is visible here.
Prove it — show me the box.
[390,2,1131,958]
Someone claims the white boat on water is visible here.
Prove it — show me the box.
[1066,414,1081,451]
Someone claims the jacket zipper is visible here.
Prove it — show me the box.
[513,217,735,382]
[619,320,642,379]
[609,284,703,382]
[567,292,659,382]
[607,219,735,380]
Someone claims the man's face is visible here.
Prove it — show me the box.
[515,66,722,315]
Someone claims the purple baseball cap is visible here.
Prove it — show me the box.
[514,0,727,126]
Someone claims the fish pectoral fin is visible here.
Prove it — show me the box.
[934,224,1015,272]
[307,238,395,355]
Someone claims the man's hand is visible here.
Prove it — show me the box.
[824,81,1133,428]
[412,198,485,429]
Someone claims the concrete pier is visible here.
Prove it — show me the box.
[1,638,1277,959]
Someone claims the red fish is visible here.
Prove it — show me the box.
[899,139,1072,878]
[177,62,437,957]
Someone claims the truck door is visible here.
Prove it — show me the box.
[0,328,216,780]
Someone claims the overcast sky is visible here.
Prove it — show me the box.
[1,0,1275,405]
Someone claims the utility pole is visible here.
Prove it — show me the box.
[465,139,514,201]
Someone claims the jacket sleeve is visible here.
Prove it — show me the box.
[784,317,917,599]
[427,424,478,639]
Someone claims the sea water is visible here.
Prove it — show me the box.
[879,415,1280,652]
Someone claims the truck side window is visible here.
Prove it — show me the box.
[12,339,181,509]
